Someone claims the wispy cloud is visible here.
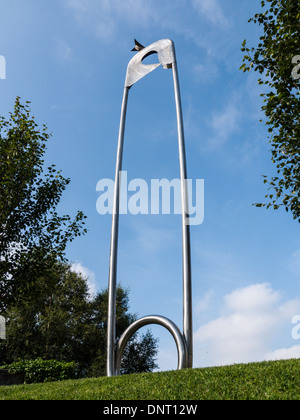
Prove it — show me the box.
[196,290,215,313]
[65,0,229,47]
[55,40,74,62]
[192,0,228,27]
[192,58,219,83]
[208,101,241,150]
[65,0,160,42]
[127,219,176,256]
[289,250,300,275]
[185,95,242,156]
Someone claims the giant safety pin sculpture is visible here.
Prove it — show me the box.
[107,39,192,376]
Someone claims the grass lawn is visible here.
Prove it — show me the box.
[0,358,299,400]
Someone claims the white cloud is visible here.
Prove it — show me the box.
[71,262,98,297]
[223,283,280,314]
[194,283,300,367]
[265,345,300,361]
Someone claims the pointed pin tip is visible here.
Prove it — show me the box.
[131,39,145,52]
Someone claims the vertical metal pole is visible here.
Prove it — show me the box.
[172,61,193,368]
[107,86,130,377]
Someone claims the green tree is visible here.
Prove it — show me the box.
[0,263,158,377]
[0,263,93,368]
[90,287,159,376]
[0,98,87,310]
[240,0,300,220]
[121,330,159,375]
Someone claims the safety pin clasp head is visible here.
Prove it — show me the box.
[125,39,176,88]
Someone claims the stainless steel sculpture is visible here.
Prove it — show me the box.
[107,39,192,376]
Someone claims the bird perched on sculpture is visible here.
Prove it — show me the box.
[132,39,145,52]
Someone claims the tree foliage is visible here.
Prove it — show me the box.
[0,263,158,377]
[0,98,87,310]
[240,0,300,220]
[0,99,158,376]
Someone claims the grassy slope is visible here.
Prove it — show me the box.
[0,359,299,400]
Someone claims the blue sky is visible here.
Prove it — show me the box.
[1,0,300,371]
